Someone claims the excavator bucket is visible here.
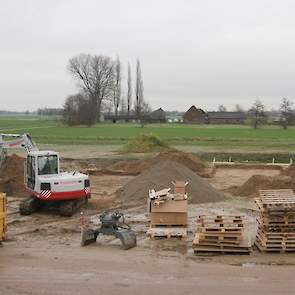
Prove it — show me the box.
[116,229,137,250]
[81,228,99,246]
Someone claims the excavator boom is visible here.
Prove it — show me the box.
[0,133,38,153]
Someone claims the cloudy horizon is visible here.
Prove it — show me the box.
[1,0,295,112]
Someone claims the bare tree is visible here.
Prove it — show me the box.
[127,62,132,118]
[218,105,227,112]
[113,57,121,121]
[135,59,144,119]
[248,99,266,129]
[63,93,93,126]
[280,97,293,129]
[67,54,115,123]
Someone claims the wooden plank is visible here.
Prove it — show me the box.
[197,227,243,234]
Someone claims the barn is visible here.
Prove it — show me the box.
[183,106,207,124]
[207,112,246,124]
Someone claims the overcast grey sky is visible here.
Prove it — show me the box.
[1,0,295,112]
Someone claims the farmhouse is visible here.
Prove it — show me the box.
[148,108,166,123]
[207,112,246,124]
[183,106,207,124]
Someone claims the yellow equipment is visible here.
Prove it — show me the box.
[0,193,6,243]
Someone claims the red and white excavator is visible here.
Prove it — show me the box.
[0,133,91,216]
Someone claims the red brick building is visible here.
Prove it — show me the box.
[183,106,206,124]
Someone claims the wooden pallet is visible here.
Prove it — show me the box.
[256,189,295,211]
[255,189,295,252]
[259,189,295,196]
[255,240,295,252]
[193,236,251,254]
[147,226,187,239]
[197,215,243,226]
[193,233,241,246]
[193,215,250,254]
[197,227,243,234]
[198,232,242,241]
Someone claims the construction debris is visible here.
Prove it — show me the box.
[146,181,188,239]
[255,189,295,252]
[192,215,251,254]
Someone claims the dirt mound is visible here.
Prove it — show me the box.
[116,160,225,206]
[233,174,294,197]
[123,134,170,153]
[0,154,28,197]
[109,150,207,176]
[281,166,295,178]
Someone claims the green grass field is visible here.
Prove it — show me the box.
[1,118,295,155]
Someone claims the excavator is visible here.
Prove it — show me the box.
[0,133,91,216]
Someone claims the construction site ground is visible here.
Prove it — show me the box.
[1,150,295,294]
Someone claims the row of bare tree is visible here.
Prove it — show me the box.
[63,54,146,126]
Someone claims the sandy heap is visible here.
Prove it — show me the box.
[0,154,28,197]
[116,160,225,206]
[233,174,295,197]
[281,166,295,178]
[109,150,207,176]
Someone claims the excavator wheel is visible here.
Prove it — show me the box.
[59,197,88,217]
[116,229,137,250]
[19,196,41,215]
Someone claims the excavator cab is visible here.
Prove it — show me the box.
[25,151,59,191]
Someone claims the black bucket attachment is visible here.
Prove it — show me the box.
[81,228,99,246]
[116,229,137,250]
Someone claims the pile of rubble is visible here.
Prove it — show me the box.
[146,181,188,239]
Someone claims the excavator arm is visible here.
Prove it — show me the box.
[0,133,38,153]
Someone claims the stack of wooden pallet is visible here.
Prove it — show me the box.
[255,189,295,253]
[192,215,251,254]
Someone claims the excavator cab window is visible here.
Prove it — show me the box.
[37,155,58,175]
[26,155,36,189]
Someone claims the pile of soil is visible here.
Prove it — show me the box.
[109,150,207,176]
[0,154,28,197]
[281,166,295,178]
[116,160,225,206]
[232,174,294,197]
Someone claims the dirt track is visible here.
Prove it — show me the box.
[2,156,295,294]
[2,242,295,295]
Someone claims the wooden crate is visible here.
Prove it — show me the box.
[150,212,187,226]
[0,193,6,242]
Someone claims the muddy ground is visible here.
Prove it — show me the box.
[1,154,295,294]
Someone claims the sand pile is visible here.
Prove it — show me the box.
[281,166,295,178]
[116,160,225,206]
[109,150,207,176]
[0,154,28,197]
[233,174,294,197]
